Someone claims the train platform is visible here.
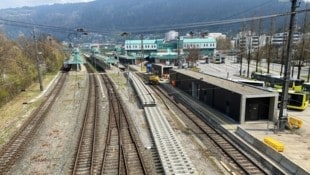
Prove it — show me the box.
[236,108,310,175]
[163,79,310,174]
[129,63,310,174]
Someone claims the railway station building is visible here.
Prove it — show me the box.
[122,31,217,65]
[169,69,279,124]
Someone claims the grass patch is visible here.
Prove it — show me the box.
[0,72,58,148]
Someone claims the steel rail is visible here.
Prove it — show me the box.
[100,73,147,175]
[72,73,99,174]
[0,73,67,173]
[152,85,268,175]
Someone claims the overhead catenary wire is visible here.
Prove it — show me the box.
[123,9,310,34]
[219,0,274,20]
[0,8,309,36]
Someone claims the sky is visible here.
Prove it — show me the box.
[0,0,94,9]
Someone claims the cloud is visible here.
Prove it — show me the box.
[0,0,94,9]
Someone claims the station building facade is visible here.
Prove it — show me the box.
[123,35,217,65]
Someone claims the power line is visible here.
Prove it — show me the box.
[125,9,310,34]
[0,8,309,36]
[219,0,274,20]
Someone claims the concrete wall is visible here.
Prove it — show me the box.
[170,70,242,122]
[170,70,277,124]
[236,127,309,175]
[202,85,241,122]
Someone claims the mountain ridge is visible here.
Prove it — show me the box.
[0,0,306,39]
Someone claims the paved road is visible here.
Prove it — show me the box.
[197,56,310,82]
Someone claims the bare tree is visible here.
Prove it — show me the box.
[239,21,247,76]
[267,17,276,74]
[255,18,263,72]
[295,8,309,79]
[216,37,232,50]
[186,47,200,68]
[246,19,257,78]
[280,16,289,76]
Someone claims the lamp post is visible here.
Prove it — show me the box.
[278,0,299,131]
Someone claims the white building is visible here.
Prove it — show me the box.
[235,31,267,52]
[165,30,179,41]
[208,32,226,39]
[271,32,301,45]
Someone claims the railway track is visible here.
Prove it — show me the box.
[72,72,100,174]
[100,73,148,175]
[152,85,269,175]
[0,73,67,173]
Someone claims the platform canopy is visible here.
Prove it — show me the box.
[64,52,85,65]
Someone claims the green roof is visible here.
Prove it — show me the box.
[119,55,136,60]
[183,37,216,43]
[95,54,117,64]
[150,52,178,60]
[64,53,85,64]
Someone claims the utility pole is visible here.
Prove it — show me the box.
[33,26,44,92]
[140,34,144,71]
[278,0,298,131]
[177,36,181,69]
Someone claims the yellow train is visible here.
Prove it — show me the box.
[148,75,160,85]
